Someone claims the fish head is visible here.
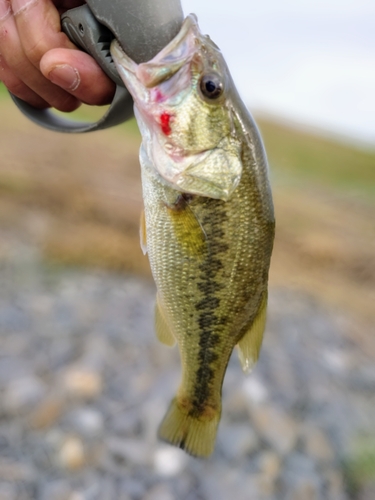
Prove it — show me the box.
[111,14,242,201]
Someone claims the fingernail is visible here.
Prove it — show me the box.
[48,65,80,91]
[0,0,11,21]
[11,0,36,16]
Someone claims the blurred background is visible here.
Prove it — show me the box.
[0,0,374,499]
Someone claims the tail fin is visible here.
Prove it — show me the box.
[158,398,220,458]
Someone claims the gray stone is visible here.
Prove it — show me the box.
[57,435,86,471]
[65,408,104,438]
[248,404,299,455]
[302,424,336,463]
[323,469,347,500]
[291,481,321,500]
[282,453,324,500]
[70,483,103,500]
[218,423,259,460]
[117,493,132,500]
[143,484,175,500]
[60,366,103,400]
[106,437,153,466]
[0,484,17,500]
[40,481,72,500]
[94,478,118,500]
[172,471,196,499]
[224,387,250,421]
[3,376,47,414]
[0,459,36,483]
[242,376,269,405]
[258,451,282,480]
[201,468,262,500]
[142,398,169,445]
[119,478,146,499]
[28,394,65,430]
[110,408,141,436]
[359,481,375,500]
[153,446,187,476]
[0,358,32,387]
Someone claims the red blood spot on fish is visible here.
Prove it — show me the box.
[160,112,172,135]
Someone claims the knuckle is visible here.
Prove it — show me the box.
[24,36,49,67]
[3,79,32,102]
[82,83,115,106]
[57,100,80,112]
[51,93,80,113]
[5,78,26,96]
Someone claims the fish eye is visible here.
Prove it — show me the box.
[200,73,224,99]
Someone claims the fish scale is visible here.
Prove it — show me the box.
[111,14,275,457]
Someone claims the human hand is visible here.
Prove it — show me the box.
[0,0,115,111]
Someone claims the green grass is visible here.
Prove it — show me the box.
[343,437,375,498]
[0,82,9,98]
[257,117,375,199]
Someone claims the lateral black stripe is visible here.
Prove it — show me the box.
[190,199,230,416]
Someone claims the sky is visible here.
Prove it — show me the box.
[181,0,375,146]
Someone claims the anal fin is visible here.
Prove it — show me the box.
[155,294,176,347]
[237,292,268,374]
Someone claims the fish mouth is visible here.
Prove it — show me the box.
[111,14,199,94]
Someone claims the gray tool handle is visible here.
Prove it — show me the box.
[10,0,183,133]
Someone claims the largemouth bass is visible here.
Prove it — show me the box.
[111,14,275,458]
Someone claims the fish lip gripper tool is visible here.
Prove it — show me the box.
[10,0,184,133]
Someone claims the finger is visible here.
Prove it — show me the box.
[10,0,113,108]
[0,1,79,111]
[0,51,49,107]
[10,0,75,70]
[41,48,116,105]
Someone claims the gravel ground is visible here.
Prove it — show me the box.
[0,231,374,500]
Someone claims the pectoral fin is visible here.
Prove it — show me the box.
[140,210,147,255]
[155,294,176,347]
[166,195,207,258]
[237,292,268,374]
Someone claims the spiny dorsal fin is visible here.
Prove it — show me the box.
[140,209,147,255]
[237,292,268,374]
[155,294,176,347]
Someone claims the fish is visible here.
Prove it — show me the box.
[111,14,275,458]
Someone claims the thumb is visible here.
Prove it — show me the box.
[40,48,116,105]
